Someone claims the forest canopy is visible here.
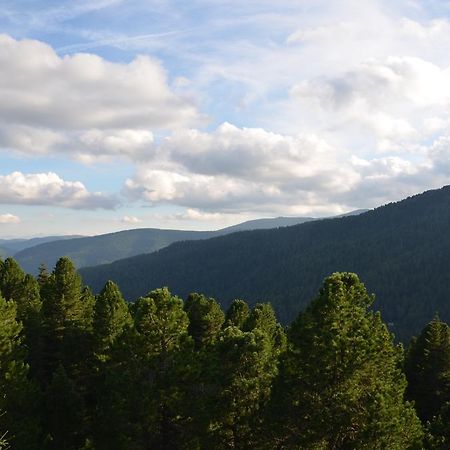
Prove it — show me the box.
[0,256,449,449]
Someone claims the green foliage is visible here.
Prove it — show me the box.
[424,401,450,449]
[96,288,193,449]
[205,326,280,448]
[244,303,287,355]
[270,272,423,449]
[1,255,445,448]
[0,295,40,449]
[405,317,450,423]
[224,299,250,329]
[44,365,85,450]
[0,258,41,324]
[81,185,450,342]
[93,280,132,356]
[184,292,224,348]
[15,229,220,275]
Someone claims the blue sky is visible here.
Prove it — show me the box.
[1,0,450,237]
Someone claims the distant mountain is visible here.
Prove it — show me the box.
[13,211,367,274]
[0,235,81,259]
[216,216,317,233]
[80,187,450,342]
[14,229,216,275]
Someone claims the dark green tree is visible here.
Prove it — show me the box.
[224,299,250,329]
[184,292,224,349]
[93,281,132,358]
[0,295,40,449]
[244,303,287,356]
[405,317,450,423]
[41,257,93,377]
[44,365,85,450]
[205,326,280,448]
[424,401,450,449]
[270,272,423,449]
[96,288,193,450]
[0,258,42,328]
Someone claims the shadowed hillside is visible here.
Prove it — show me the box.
[80,186,450,341]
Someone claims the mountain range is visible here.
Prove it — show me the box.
[79,187,450,342]
[11,213,366,274]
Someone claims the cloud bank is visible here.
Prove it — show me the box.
[0,172,117,209]
[0,34,199,160]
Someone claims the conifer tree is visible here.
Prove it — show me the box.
[270,272,423,449]
[184,292,224,349]
[405,317,450,423]
[44,364,85,450]
[0,295,40,449]
[244,303,287,355]
[41,257,93,377]
[0,258,41,326]
[93,281,132,357]
[224,299,250,329]
[204,326,279,448]
[0,259,43,376]
[97,288,192,449]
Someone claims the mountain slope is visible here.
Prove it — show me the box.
[215,216,316,233]
[14,229,216,274]
[0,235,80,258]
[80,187,450,341]
[14,214,361,274]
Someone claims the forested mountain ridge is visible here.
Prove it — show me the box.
[0,235,80,259]
[14,228,216,275]
[13,213,365,274]
[80,185,450,342]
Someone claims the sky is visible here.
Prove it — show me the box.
[1,0,450,237]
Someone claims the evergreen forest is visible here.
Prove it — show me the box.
[80,185,450,343]
[1,256,450,449]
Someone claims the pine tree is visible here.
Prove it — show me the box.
[204,326,280,448]
[0,258,42,328]
[41,257,93,377]
[405,317,450,423]
[184,292,224,349]
[96,288,193,449]
[224,299,250,329]
[0,259,43,376]
[44,365,85,450]
[93,281,132,358]
[270,272,423,449]
[0,294,40,449]
[244,302,287,355]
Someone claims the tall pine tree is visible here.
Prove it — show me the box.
[270,272,423,449]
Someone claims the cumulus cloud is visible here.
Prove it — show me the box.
[289,56,450,153]
[121,215,142,224]
[123,123,360,213]
[0,172,117,209]
[0,34,199,160]
[123,119,450,215]
[0,213,21,224]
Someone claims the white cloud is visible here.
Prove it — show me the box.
[123,123,359,213]
[0,213,21,224]
[0,34,199,160]
[289,56,450,152]
[124,119,450,215]
[0,171,117,209]
[121,215,142,224]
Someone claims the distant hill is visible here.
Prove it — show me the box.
[0,235,80,259]
[216,216,316,233]
[13,212,366,274]
[79,187,450,342]
[14,229,215,275]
